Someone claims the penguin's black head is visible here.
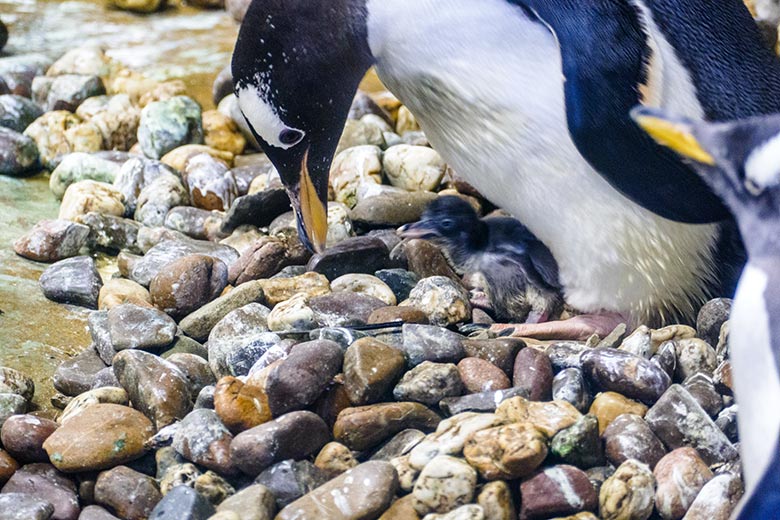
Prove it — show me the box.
[231,0,373,252]
[633,106,780,255]
[399,196,486,252]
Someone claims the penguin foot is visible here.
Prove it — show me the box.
[489,312,627,341]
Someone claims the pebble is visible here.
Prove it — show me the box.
[135,173,190,227]
[1,463,80,520]
[98,279,151,310]
[266,293,316,332]
[58,387,128,424]
[32,74,104,112]
[24,111,102,169]
[683,472,743,520]
[644,385,738,465]
[1,415,58,463]
[39,255,103,308]
[113,350,193,430]
[0,493,55,520]
[310,292,387,327]
[173,409,235,476]
[378,495,421,520]
[474,481,515,520]
[329,144,383,207]
[221,188,291,234]
[654,448,713,520]
[148,486,215,520]
[519,465,598,520]
[589,391,648,435]
[78,212,141,254]
[652,341,678,379]
[408,413,500,470]
[375,268,420,302]
[552,368,591,413]
[230,411,330,476]
[113,156,176,215]
[314,442,359,478]
[202,110,246,156]
[383,145,446,192]
[207,304,274,375]
[423,505,485,520]
[276,461,398,520]
[463,421,547,479]
[513,347,554,401]
[255,460,328,510]
[14,219,90,263]
[343,337,406,405]
[0,367,35,402]
[0,94,44,132]
[228,235,310,286]
[547,342,590,371]
[368,305,429,325]
[673,339,718,380]
[715,405,739,442]
[405,276,471,327]
[0,450,19,485]
[603,413,666,470]
[496,396,582,437]
[352,189,438,230]
[393,361,463,405]
[0,127,40,175]
[213,485,275,520]
[398,238,460,281]
[682,373,723,418]
[371,428,426,461]
[160,144,233,172]
[307,236,393,280]
[138,96,203,159]
[77,94,140,151]
[94,466,162,520]
[598,459,655,520]
[581,347,671,405]
[331,273,397,305]
[164,206,223,240]
[43,403,152,472]
[107,303,177,350]
[59,180,124,221]
[439,387,528,416]
[0,394,28,427]
[457,357,511,393]
[149,254,228,320]
[696,298,732,348]
[50,152,122,199]
[413,455,477,516]
[334,402,441,451]
[401,324,466,367]
[184,153,237,211]
[550,414,605,469]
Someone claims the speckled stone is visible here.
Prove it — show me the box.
[683,472,743,520]
[393,362,464,406]
[149,255,228,320]
[148,485,215,520]
[654,448,713,520]
[314,441,358,478]
[94,466,161,520]
[0,493,55,520]
[214,483,276,520]
[457,357,511,394]
[546,342,590,371]
[13,219,89,263]
[598,459,655,520]
[39,256,103,309]
[518,465,598,520]
[107,303,177,350]
[550,415,605,469]
[1,415,58,463]
[513,347,553,401]
[401,324,466,367]
[581,348,671,405]
[477,480,516,520]
[552,368,591,413]
[464,422,547,480]
[413,455,477,516]
[682,373,723,418]
[179,280,264,342]
[343,337,406,405]
[172,409,236,476]
[53,345,107,397]
[603,414,666,470]
[673,339,718,380]
[408,413,500,470]
[1,463,79,520]
[334,402,441,451]
[255,459,328,510]
[496,396,582,437]
[405,276,471,327]
[0,367,35,402]
[589,392,648,435]
[696,299,732,349]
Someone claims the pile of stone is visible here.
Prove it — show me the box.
[1,45,744,520]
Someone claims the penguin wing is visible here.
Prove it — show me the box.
[509,0,730,224]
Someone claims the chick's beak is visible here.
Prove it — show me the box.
[295,150,328,253]
[398,221,438,240]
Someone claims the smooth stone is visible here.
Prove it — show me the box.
[58,387,128,424]
[203,110,245,156]
[230,411,330,476]
[405,276,471,327]
[378,495,421,520]
[551,414,605,469]
[77,94,140,152]
[179,280,265,342]
[0,367,35,402]
[215,484,276,520]
[113,350,193,430]
[463,422,547,480]
[400,239,460,281]
[77,212,142,254]
[163,206,224,241]
[150,255,228,320]
[413,455,476,516]
[160,144,233,172]
[13,219,89,262]
[496,396,582,437]
[32,74,104,112]
[0,450,19,486]
[43,404,152,472]
[581,348,671,405]
[673,339,718,380]
[98,279,151,311]
[307,236,392,281]
[589,392,648,435]
[0,127,39,175]
[393,361,464,405]
[157,460,200,494]
[0,94,44,132]
[0,492,55,520]
[107,303,177,350]
[408,413,500,470]
[439,387,529,416]
[23,111,102,170]
[715,405,739,443]
[148,486,215,520]
[1,415,57,463]
[134,174,190,227]
[351,189,438,230]
[598,459,655,520]
[194,385,216,410]
[329,144,382,208]
[276,461,397,520]
[314,442,358,479]
[39,256,102,308]
[53,345,108,396]
[221,188,291,233]
[138,96,203,159]
[343,337,406,405]
[255,272,330,307]
[401,324,466,367]
[173,409,235,476]
[331,273,397,305]
[519,465,598,520]
[212,377,273,433]
[78,505,121,520]
[162,335,208,360]
[654,448,713,520]
[383,145,446,192]
[49,152,121,199]
[513,347,554,401]
[652,341,678,379]
[265,293,316,332]
[547,342,591,371]
[367,305,429,325]
[228,233,310,286]
[456,357,510,394]
[603,414,666,470]
[683,472,743,520]
[59,180,124,221]
[371,429,426,461]
[309,292,387,327]
[184,153,237,211]
[461,338,523,377]
[191,470,235,505]
[334,402,441,451]
[375,268,419,302]
[94,466,161,520]
[0,394,28,427]
[1,463,79,520]
[254,460,328,510]
[552,368,592,413]
[476,481,515,520]
[682,373,723,418]
[113,157,177,215]
[644,385,738,465]
[696,299,732,349]
[422,505,485,520]
[208,307,277,374]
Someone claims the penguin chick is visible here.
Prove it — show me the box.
[399,195,562,323]
[633,106,780,519]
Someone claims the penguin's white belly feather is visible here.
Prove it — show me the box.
[730,263,780,494]
[366,0,719,321]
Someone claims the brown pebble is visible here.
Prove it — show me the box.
[457,357,511,394]
[589,391,648,435]
[513,347,554,401]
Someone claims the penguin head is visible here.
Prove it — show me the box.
[231,0,373,252]
[399,195,485,252]
[633,105,780,214]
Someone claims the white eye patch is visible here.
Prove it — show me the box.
[236,84,305,150]
[744,132,780,194]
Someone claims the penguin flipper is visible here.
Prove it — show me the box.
[509,0,730,224]
[734,434,780,519]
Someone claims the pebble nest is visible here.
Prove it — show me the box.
[0,42,744,520]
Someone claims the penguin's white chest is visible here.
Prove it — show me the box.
[366,0,719,320]
[730,263,780,494]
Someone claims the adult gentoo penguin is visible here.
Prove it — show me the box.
[633,107,780,519]
[231,0,780,336]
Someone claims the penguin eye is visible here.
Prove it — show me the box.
[279,129,304,146]
[745,177,765,196]
[440,218,456,231]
